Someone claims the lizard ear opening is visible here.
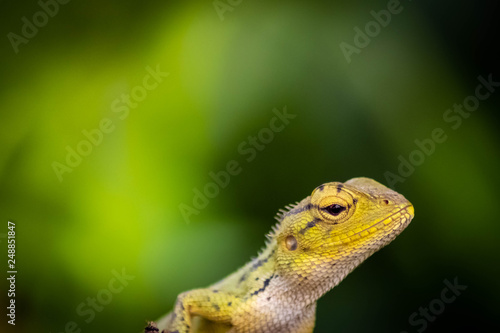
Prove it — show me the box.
[285,235,298,251]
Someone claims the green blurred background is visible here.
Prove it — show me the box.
[1,0,499,332]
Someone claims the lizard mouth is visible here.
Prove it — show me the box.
[331,205,414,246]
[356,204,413,237]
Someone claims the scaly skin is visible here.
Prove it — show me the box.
[149,177,414,333]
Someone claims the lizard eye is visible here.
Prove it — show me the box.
[311,186,356,223]
[323,204,346,216]
[316,196,353,223]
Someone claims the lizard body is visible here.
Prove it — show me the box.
[150,177,414,333]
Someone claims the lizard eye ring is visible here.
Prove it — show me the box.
[317,197,353,223]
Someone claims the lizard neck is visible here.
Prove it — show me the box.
[266,239,376,306]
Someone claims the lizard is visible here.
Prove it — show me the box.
[147,177,414,333]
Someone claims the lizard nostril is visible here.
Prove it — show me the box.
[382,199,390,205]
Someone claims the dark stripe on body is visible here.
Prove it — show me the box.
[287,203,315,217]
[250,274,275,296]
[299,218,320,235]
[238,249,276,284]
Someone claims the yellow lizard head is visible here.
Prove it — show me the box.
[272,177,414,292]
